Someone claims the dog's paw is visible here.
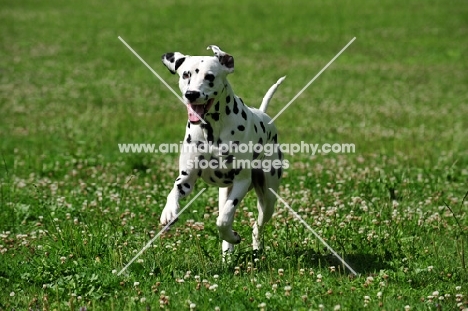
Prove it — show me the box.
[232,231,242,244]
[219,231,242,244]
[160,202,180,226]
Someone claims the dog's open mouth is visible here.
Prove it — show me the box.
[187,98,214,124]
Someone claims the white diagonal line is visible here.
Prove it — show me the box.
[117,188,206,276]
[118,36,206,124]
[269,37,356,124]
[269,188,358,276]
[118,36,183,102]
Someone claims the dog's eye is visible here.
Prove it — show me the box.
[204,74,215,82]
[182,72,190,79]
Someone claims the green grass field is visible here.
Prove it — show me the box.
[1,0,467,309]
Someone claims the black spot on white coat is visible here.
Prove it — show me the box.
[177,184,185,195]
[201,123,214,144]
[233,101,239,114]
[241,110,247,120]
[226,155,234,163]
[210,113,220,121]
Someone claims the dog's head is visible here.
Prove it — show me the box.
[162,45,234,123]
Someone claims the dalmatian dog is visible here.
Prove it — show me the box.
[160,45,285,254]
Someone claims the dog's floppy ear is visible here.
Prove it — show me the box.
[207,45,234,73]
[161,52,187,74]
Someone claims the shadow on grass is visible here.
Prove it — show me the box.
[220,247,392,276]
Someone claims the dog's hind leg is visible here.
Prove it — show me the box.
[252,168,280,251]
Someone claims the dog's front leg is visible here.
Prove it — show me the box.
[160,168,198,226]
[217,175,250,247]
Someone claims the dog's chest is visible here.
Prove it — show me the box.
[183,119,249,187]
[183,113,250,184]
[181,93,278,187]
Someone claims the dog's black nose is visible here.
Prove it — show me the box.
[185,91,200,102]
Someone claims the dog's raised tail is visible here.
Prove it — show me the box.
[259,76,286,113]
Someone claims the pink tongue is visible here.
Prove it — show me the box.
[187,104,204,122]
